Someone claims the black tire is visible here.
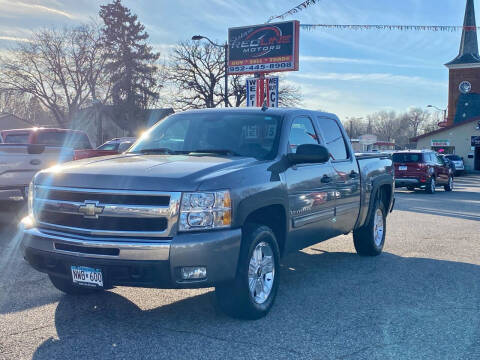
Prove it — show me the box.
[48,274,103,295]
[353,198,386,256]
[407,186,415,191]
[426,177,436,194]
[215,223,280,320]
[444,176,454,192]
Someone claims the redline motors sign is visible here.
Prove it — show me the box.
[228,21,300,75]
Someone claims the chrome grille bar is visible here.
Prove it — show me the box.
[33,185,181,238]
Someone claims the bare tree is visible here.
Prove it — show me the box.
[168,41,225,109]
[405,107,430,138]
[370,110,399,142]
[0,25,108,127]
[344,117,366,139]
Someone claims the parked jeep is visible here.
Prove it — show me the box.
[21,108,394,319]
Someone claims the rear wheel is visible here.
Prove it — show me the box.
[48,274,103,295]
[353,198,386,256]
[444,176,454,192]
[426,177,436,194]
[215,224,280,320]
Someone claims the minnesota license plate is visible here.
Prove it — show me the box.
[399,166,408,171]
[71,266,103,287]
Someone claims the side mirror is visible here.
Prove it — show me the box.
[287,144,330,165]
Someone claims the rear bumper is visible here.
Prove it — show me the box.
[395,178,425,188]
[21,224,242,289]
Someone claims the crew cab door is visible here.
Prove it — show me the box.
[314,116,361,234]
[284,116,337,251]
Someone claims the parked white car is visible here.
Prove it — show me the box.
[444,154,465,175]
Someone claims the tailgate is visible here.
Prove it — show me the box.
[394,163,425,178]
[0,145,74,187]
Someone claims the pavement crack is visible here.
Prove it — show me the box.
[155,326,303,356]
[6,323,53,337]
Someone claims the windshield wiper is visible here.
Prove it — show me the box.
[188,149,241,156]
[137,148,183,155]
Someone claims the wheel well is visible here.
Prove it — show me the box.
[244,205,287,255]
[377,184,392,212]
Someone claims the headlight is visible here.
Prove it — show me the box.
[179,190,231,231]
[28,181,35,218]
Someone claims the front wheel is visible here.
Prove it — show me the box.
[215,224,280,320]
[444,176,454,192]
[353,199,386,256]
[49,274,104,295]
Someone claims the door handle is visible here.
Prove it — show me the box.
[321,175,332,183]
[349,171,358,179]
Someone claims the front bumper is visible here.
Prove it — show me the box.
[21,224,242,289]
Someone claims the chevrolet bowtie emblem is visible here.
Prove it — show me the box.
[78,201,104,218]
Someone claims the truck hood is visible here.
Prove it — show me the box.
[36,153,259,191]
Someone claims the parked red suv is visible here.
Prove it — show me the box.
[393,150,453,194]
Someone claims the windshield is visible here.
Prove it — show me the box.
[129,113,282,160]
[392,153,423,163]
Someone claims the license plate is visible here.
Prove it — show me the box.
[71,266,103,287]
[399,166,408,171]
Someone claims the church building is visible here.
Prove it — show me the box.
[412,0,480,171]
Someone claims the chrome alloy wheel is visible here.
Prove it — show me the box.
[373,208,384,247]
[248,241,275,304]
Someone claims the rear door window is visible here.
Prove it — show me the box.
[392,153,423,163]
[315,117,349,160]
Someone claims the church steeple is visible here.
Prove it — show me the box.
[446,0,480,67]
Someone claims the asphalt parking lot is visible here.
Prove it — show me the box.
[0,175,479,360]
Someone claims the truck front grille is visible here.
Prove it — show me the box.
[33,186,181,239]
[38,211,168,232]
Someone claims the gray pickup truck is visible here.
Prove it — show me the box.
[21,108,394,319]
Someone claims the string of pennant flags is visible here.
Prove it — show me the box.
[301,24,480,32]
[267,0,479,32]
[267,0,320,23]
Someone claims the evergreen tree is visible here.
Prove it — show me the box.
[99,0,159,126]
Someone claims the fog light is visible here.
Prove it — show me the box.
[181,266,207,280]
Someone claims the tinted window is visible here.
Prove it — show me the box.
[5,133,30,144]
[446,155,461,161]
[98,142,119,151]
[288,117,318,153]
[315,117,348,160]
[36,132,92,150]
[392,153,423,163]
[130,113,282,160]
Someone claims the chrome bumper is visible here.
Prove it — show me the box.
[21,227,170,261]
[20,220,242,287]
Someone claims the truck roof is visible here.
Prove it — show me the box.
[178,107,339,119]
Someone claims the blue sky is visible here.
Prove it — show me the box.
[0,0,473,119]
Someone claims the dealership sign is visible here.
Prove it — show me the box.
[246,77,279,107]
[431,139,450,147]
[228,21,300,75]
[472,136,480,146]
